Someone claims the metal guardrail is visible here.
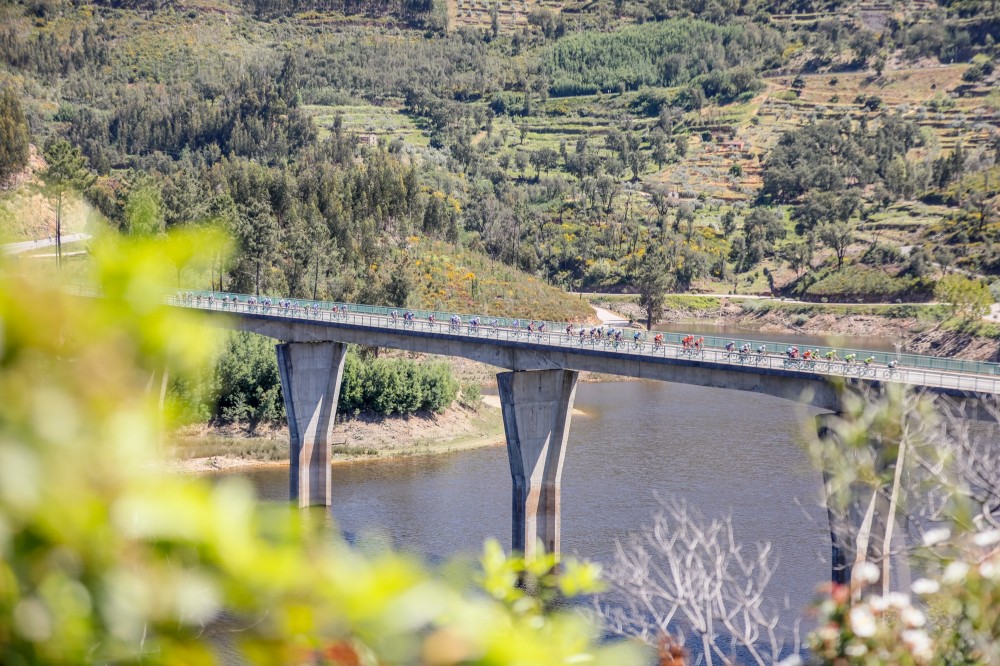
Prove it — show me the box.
[167,290,1000,396]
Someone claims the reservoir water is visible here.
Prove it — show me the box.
[236,379,831,635]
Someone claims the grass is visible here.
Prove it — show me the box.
[409,238,595,322]
[739,300,949,320]
[663,294,723,311]
[170,435,289,461]
[304,104,430,147]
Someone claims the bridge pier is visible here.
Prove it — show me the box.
[276,341,348,507]
[498,369,579,562]
[818,414,911,594]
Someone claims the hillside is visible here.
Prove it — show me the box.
[0,0,997,315]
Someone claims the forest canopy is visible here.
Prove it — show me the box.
[542,19,783,95]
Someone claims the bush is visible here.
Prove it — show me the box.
[459,382,482,410]
[797,267,933,303]
[861,243,904,266]
[934,273,993,321]
[340,353,458,416]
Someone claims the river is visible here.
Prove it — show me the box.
[652,321,900,353]
[236,379,831,642]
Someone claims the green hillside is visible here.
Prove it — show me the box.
[0,0,997,307]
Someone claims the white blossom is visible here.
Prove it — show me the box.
[901,629,934,662]
[901,606,926,628]
[886,592,910,609]
[973,529,1000,547]
[980,560,997,580]
[849,606,877,638]
[922,527,951,547]
[943,561,970,584]
[868,595,888,612]
[911,578,940,596]
[855,561,880,584]
[845,643,868,657]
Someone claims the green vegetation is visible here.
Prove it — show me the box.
[934,273,993,321]
[0,0,997,368]
[0,86,28,184]
[543,20,780,98]
[176,332,462,426]
[0,231,645,664]
[340,353,459,416]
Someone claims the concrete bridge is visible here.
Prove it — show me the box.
[170,293,1000,581]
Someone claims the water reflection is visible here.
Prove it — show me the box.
[653,321,899,352]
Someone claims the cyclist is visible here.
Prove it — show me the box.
[428,313,436,325]
[579,328,586,342]
[696,337,704,351]
[725,341,736,353]
[512,319,521,333]
[844,353,856,364]
[391,309,399,323]
[824,350,838,362]
[757,345,766,355]
[654,333,664,349]
[527,321,535,334]
[864,356,875,366]
[740,343,751,356]
[633,331,642,344]
[538,322,546,334]
[888,360,898,369]
[803,349,812,360]
[566,324,573,336]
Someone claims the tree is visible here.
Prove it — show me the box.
[818,220,855,269]
[934,274,992,321]
[514,150,529,179]
[234,198,279,297]
[39,139,94,270]
[0,87,30,186]
[720,209,737,238]
[636,248,674,329]
[673,134,689,158]
[597,495,787,666]
[529,147,559,178]
[783,239,812,276]
[124,183,164,237]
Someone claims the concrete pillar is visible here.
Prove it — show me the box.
[276,341,347,507]
[497,369,579,562]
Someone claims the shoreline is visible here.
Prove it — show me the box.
[166,400,507,474]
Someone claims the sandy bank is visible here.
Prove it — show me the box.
[167,400,506,473]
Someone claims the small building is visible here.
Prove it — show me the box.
[357,134,378,147]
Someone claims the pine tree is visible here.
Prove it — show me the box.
[39,139,93,270]
[0,88,30,186]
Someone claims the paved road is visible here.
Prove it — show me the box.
[1,233,91,255]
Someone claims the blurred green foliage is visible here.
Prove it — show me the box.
[0,230,646,664]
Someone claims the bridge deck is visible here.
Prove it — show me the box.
[169,294,1000,401]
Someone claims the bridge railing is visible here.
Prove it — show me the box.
[167,289,1000,390]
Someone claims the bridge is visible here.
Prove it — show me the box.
[169,291,1000,583]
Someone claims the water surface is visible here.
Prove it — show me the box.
[240,380,830,630]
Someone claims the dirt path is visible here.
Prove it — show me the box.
[591,303,631,326]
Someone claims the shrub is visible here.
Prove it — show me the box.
[798,267,932,303]
[459,382,482,410]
